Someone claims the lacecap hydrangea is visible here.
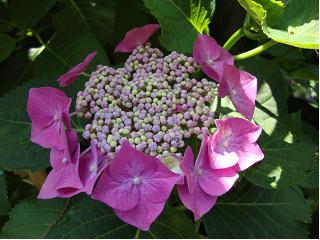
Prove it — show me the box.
[27,23,264,231]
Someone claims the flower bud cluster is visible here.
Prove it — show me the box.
[76,43,217,159]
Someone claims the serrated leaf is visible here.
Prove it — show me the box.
[204,185,311,238]
[47,197,198,238]
[1,198,69,238]
[144,0,215,53]
[0,33,15,63]
[9,0,57,31]
[239,0,319,49]
[0,170,10,215]
[0,77,56,171]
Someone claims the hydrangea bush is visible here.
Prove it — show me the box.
[0,0,318,238]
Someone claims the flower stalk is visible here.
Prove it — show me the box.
[234,40,277,61]
[223,28,244,50]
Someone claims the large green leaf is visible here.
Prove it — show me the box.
[47,197,198,238]
[9,0,57,31]
[239,0,319,49]
[0,170,10,215]
[237,58,317,189]
[0,33,15,63]
[204,185,311,238]
[0,77,54,171]
[144,0,215,53]
[1,198,68,238]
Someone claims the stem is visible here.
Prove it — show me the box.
[195,218,202,232]
[234,40,277,61]
[134,229,140,239]
[223,28,244,50]
[33,31,71,67]
[73,128,84,133]
[81,72,91,77]
[28,170,47,190]
[70,112,77,117]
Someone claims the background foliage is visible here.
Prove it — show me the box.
[0,0,318,238]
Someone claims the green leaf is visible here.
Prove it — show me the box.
[237,58,317,189]
[144,0,215,53]
[47,197,198,238]
[9,0,57,31]
[239,0,319,49]
[0,77,55,171]
[0,33,15,63]
[0,170,10,215]
[1,198,69,238]
[204,185,311,238]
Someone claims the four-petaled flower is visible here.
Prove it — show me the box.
[219,64,257,120]
[178,134,239,220]
[92,141,180,230]
[27,87,71,149]
[208,117,264,171]
[115,24,160,52]
[193,34,234,82]
[57,51,97,87]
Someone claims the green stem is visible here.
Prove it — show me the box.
[195,218,202,232]
[234,40,277,61]
[223,28,244,50]
[33,31,71,67]
[134,229,140,239]
[73,128,84,133]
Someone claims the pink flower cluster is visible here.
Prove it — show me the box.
[26,24,264,231]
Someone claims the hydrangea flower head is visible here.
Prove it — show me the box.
[92,141,180,231]
[27,87,71,149]
[193,34,234,82]
[178,134,239,220]
[208,117,264,171]
[57,51,97,87]
[115,24,160,52]
[219,64,257,119]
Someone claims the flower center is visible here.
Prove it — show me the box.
[206,59,214,65]
[222,128,232,147]
[53,114,60,121]
[195,167,202,176]
[62,156,68,164]
[133,176,142,185]
[89,163,97,173]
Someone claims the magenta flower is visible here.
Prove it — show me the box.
[177,134,239,220]
[27,87,71,149]
[57,51,97,87]
[92,141,180,231]
[219,64,257,119]
[193,34,234,82]
[38,127,83,199]
[115,24,160,52]
[208,117,264,171]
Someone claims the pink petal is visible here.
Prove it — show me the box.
[180,146,197,194]
[27,87,71,128]
[219,64,257,119]
[215,118,262,143]
[237,143,264,171]
[31,122,63,149]
[108,141,157,182]
[193,34,220,65]
[114,199,165,231]
[199,167,239,196]
[91,169,140,211]
[115,24,160,52]
[177,181,217,221]
[57,51,97,87]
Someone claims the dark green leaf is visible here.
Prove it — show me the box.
[0,33,15,63]
[0,77,55,171]
[204,185,311,238]
[9,0,57,31]
[47,197,198,238]
[0,170,10,215]
[1,198,69,238]
[144,0,215,53]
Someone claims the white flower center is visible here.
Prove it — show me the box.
[133,176,142,185]
[89,163,97,173]
[195,168,202,176]
[206,59,214,65]
[222,128,232,148]
[53,114,60,121]
[62,156,68,164]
